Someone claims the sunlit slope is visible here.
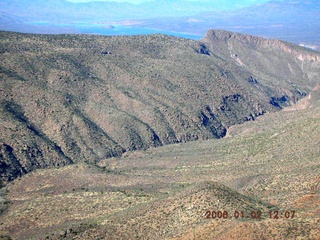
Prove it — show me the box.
[1,93,319,239]
[1,30,320,183]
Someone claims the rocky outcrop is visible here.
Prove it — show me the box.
[202,29,320,106]
[204,29,320,62]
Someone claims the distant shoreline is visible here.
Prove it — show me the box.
[5,22,203,40]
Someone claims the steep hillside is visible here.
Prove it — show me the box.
[0,91,319,239]
[1,30,320,183]
[284,82,320,111]
[201,29,320,108]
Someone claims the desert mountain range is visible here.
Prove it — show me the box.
[0,29,320,239]
[1,29,320,184]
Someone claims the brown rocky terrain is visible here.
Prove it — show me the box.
[0,85,319,239]
[1,30,320,185]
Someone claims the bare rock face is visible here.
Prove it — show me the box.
[202,29,320,107]
[203,29,320,62]
[1,30,320,182]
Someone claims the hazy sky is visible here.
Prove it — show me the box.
[67,0,147,3]
[66,0,271,4]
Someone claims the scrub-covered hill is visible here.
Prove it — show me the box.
[1,30,320,183]
[0,83,319,239]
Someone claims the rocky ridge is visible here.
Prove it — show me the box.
[1,29,320,183]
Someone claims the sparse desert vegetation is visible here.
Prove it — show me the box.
[0,95,319,239]
[0,30,320,239]
[1,30,320,183]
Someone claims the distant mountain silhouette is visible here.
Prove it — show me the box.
[1,0,319,49]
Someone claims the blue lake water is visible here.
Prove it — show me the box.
[27,22,203,40]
